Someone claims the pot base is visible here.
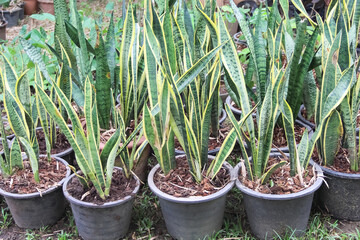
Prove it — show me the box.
[235,154,323,240]
[148,157,235,240]
[314,160,360,221]
[63,168,140,240]
[0,157,70,229]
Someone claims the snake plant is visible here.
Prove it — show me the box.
[314,0,360,171]
[36,76,141,199]
[143,0,228,180]
[220,0,353,183]
[52,0,147,131]
[53,0,78,103]
[0,54,56,183]
[229,0,321,119]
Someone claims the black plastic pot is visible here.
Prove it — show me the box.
[63,168,140,240]
[116,93,120,104]
[235,153,323,239]
[175,109,227,156]
[36,126,75,165]
[225,95,256,121]
[297,104,316,129]
[148,155,235,240]
[0,156,70,228]
[0,117,15,140]
[18,2,25,19]
[237,0,258,15]
[311,160,360,221]
[233,31,248,46]
[1,7,22,27]
[220,79,229,104]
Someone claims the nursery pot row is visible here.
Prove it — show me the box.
[148,153,324,240]
[0,151,327,239]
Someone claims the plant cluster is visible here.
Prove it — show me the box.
[0,0,359,238]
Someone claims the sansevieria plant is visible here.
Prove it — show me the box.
[0,53,56,182]
[51,0,147,131]
[142,0,229,180]
[219,0,354,184]
[314,0,360,171]
[36,76,142,199]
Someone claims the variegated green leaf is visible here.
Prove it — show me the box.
[19,137,39,183]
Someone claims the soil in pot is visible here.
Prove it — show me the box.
[0,156,67,194]
[66,168,137,204]
[272,122,308,149]
[174,122,231,153]
[243,119,308,150]
[312,147,360,174]
[153,156,231,197]
[239,155,316,195]
[37,128,71,155]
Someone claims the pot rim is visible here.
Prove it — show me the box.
[297,104,316,129]
[234,152,323,200]
[0,7,22,13]
[62,167,140,209]
[219,108,227,125]
[225,95,257,117]
[310,159,360,179]
[148,155,236,204]
[175,148,220,155]
[0,156,70,199]
[37,126,73,157]
[297,105,360,134]
[9,126,74,157]
[233,31,248,45]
